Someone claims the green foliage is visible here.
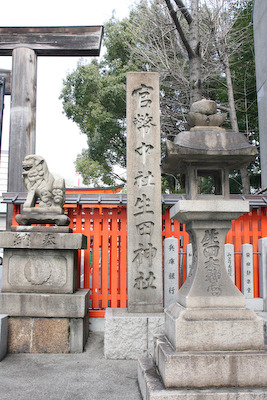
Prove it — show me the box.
[60,15,143,186]
[60,0,259,191]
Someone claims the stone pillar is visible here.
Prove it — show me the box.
[126,72,163,313]
[186,243,193,277]
[259,237,267,310]
[164,237,179,308]
[241,243,254,298]
[224,243,235,283]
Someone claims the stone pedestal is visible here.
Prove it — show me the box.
[104,308,164,360]
[138,200,267,399]
[0,227,89,353]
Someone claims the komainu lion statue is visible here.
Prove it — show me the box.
[15,155,70,226]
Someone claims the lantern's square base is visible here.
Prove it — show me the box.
[165,303,265,352]
[153,335,267,389]
[138,356,267,400]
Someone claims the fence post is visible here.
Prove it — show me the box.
[224,243,235,284]
[259,237,267,310]
[164,237,179,308]
[241,244,254,299]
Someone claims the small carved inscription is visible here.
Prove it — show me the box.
[42,233,56,247]
[13,233,31,247]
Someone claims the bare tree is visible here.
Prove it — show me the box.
[128,0,252,192]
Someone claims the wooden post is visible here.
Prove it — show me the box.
[8,48,37,192]
[0,26,103,228]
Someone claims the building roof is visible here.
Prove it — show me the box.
[2,192,267,208]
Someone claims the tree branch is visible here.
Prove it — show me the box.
[165,0,195,59]
[173,0,193,25]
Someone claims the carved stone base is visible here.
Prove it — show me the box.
[0,229,86,294]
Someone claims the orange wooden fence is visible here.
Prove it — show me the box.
[11,202,267,316]
[62,204,267,316]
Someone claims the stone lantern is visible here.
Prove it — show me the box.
[138,99,267,399]
[162,98,258,311]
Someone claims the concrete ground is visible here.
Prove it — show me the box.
[0,332,142,400]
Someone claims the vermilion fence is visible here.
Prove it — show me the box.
[62,204,267,317]
[10,198,267,317]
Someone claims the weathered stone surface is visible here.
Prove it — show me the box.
[11,226,73,233]
[0,290,89,318]
[190,99,217,115]
[69,317,89,353]
[165,303,264,352]
[127,72,163,313]
[170,199,249,223]
[155,335,267,389]
[0,314,8,361]
[163,129,257,176]
[138,357,267,400]
[1,249,78,293]
[104,308,164,359]
[8,317,32,353]
[0,231,87,249]
[32,318,69,353]
[7,316,88,353]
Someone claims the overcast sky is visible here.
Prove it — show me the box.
[0,0,135,186]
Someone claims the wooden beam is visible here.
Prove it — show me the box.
[0,26,103,56]
[0,68,11,94]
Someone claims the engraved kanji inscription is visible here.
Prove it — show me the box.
[134,194,154,216]
[135,143,154,164]
[132,83,153,108]
[13,233,31,247]
[136,221,154,236]
[134,171,155,188]
[132,243,157,266]
[133,113,156,138]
